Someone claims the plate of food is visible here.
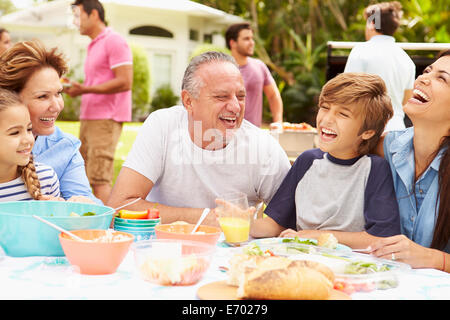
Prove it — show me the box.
[248,233,352,256]
[239,237,410,294]
[330,254,411,294]
[197,254,351,300]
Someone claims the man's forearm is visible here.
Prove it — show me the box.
[268,95,283,123]
[83,77,131,95]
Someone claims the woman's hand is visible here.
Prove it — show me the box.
[66,195,96,204]
[369,234,442,269]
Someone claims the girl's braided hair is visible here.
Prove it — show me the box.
[19,154,43,200]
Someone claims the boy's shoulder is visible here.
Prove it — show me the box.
[292,150,389,169]
[366,153,390,168]
[293,148,325,164]
[290,148,325,172]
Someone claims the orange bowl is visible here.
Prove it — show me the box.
[155,223,221,246]
[59,229,134,275]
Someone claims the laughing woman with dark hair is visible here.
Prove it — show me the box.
[369,50,450,272]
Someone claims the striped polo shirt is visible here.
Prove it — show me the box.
[0,162,60,201]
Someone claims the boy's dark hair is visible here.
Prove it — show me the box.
[364,1,402,36]
[225,23,252,50]
[72,0,106,24]
[318,72,393,155]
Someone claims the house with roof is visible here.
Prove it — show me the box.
[0,0,243,95]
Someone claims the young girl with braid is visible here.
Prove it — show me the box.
[0,89,61,201]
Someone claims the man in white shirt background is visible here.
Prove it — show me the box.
[344,1,415,132]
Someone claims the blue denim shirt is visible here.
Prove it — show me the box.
[32,126,102,205]
[384,128,444,249]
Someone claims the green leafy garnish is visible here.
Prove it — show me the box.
[243,243,265,256]
[344,261,391,274]
[285,246,310,254]
[282,236,317,246]
[82,212,96,216]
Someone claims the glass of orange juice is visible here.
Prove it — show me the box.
[216,192,251,246]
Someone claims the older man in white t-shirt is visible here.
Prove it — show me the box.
[107,52,291,226]
[344,2,415,132]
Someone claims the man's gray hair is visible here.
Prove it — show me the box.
[182,51,238,98]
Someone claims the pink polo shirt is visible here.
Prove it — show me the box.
[239,57,275,127]
[80,27,132,122]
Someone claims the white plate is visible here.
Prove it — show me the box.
[249,237,352,252]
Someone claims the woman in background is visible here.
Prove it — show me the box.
[0,28,12,55]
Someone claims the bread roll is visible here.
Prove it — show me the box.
[235,257,334,300]
[317,233,338,249]
[290,259,335,283]
[227,254,291,286]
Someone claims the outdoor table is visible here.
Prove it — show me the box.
[0,239,449,301]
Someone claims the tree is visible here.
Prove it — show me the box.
[0,0,16,15]
[130,44,151,121]
[193,0,449,124]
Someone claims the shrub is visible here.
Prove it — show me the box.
[130,44,151,121]
[189,43,231,60]
[60,68,82,121]
[150,84,179,112]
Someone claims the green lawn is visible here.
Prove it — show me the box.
[56,121,142,184]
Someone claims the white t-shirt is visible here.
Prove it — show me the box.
[123,105,291,209]
[344,35,416,132]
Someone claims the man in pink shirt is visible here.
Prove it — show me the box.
[226,23,283,127]
[66,0,133,204]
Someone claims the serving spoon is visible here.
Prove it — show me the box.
[33,197,142,241]
[33,215,86,241]
[104,197,141,216]
[191,208,210,234]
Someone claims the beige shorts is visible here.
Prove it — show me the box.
[79,119,123,186]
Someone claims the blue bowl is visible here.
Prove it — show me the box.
[113,219,160,228]
[0,201,114,257]
[114,217,160,225]
[113,226,155,242]
[114,226,155,232]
